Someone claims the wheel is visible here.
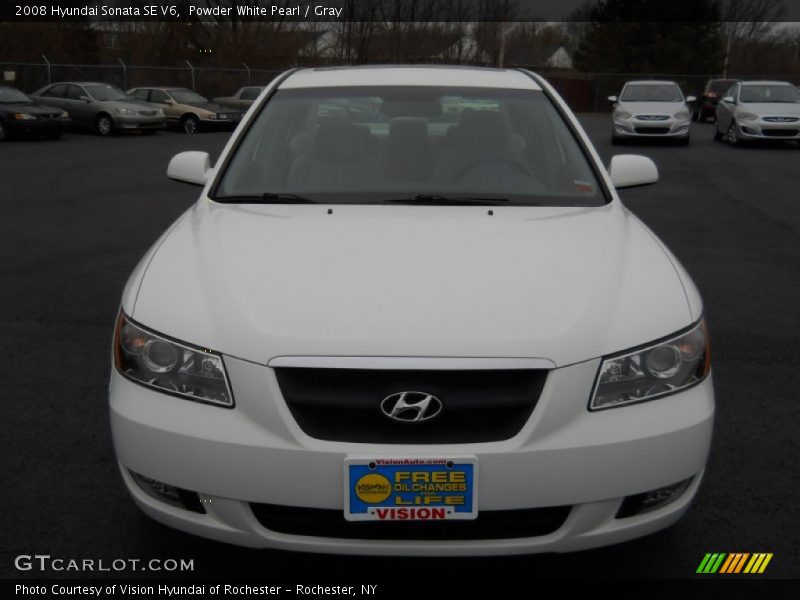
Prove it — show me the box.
[47,130,62,140]
[678,135,690,146]
[95,114,113,136]
[727,122,740,146]
[611,135,623,146]
[181,114,199,134]
[696,110,706,123]
[713,121,723,141]
[0,121,8,142]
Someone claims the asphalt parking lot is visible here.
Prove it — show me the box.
[1,116,798,580]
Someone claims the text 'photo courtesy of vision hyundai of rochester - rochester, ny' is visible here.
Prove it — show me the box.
[109,66,714,555]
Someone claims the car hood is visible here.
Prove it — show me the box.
[739,102,800,116]
[129,202,695,367]
[618,101,686,115]
[0,102,62,114]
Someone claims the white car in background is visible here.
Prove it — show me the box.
[110,66,713,555]
[715,80,800,146]
[610,80,695,145]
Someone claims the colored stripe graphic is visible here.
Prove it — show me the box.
[697,553,727,573]
[743,553,773,574]
[699,553,773,574]
[720,553,749,573]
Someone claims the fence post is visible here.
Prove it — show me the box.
[42,54,51,85]
[185,60,195,90]
[243,62,251,86]
[118,58,127,90]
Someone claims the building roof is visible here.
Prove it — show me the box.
[280,65,542,90]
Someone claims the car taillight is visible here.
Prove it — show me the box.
[704,92,718,98]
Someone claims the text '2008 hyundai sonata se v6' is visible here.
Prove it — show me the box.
[110,66,713,555]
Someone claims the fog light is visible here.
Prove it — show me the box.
[616,478,693,518]
[129,470,205,513]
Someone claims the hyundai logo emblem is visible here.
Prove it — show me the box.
[380,391,443,423]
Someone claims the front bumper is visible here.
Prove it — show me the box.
[735,121,800,140]
[613,117,691,138]
[110,357,714,555]
[199,116,241,130]
[115,114,166,130]
[9,117,70,136]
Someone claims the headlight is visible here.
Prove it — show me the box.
[614,110,632,120]
[113,313,234,407]
[213,113,228,120]
[589,319,710,411]
[674,110,690,120]
[14,113,37,120]
[116,108,136,116]
[156,108,165,117]
[738,112,758,121]
[60,110,69,118]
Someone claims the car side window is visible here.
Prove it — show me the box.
[65,85,85,100]
[43,84,68,98]
[149,90,170,103]
[131,89,149,101]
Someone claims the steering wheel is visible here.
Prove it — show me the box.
[453,157,533,182]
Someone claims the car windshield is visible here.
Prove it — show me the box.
[621,84,683,102]
[709,80,738,93]
[86,85,128,101]
[739,85,800,103]
[0,87,32,103]
[171,89,207,104]
[214,86,605,207]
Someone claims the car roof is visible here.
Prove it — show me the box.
[624,80,679,86]
[740,80,794,86]
[279,65,542,90]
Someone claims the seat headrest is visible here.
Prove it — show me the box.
[313,119,365,162]
[449,110,510,152]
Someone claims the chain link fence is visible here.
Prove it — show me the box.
[3,59,799,112]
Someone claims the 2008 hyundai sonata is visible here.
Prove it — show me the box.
[110,66,713,555]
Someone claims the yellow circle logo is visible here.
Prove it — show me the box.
[354,473,392,504]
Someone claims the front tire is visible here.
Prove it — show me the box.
[727,122,740,146]
[0,121,8,142]
[181,114,199,134]
[678,135,690,146]
[713,121,724,141]
[95,114,113,136]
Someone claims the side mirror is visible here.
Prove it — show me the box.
[79,95,92,103]
[164,99,175,105]
[685,95,697,103]
[722,96,735,104]
[167,151,211,186]
[607,95,618,103]
[609,155,659,190]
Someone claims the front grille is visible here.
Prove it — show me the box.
[138,110,157,116]
[761,129,799,137]
[634,127,671,134]
[250,503,571,540]
[229,112,243,122]
[275,368,547,444]
[763,117,799,123]
[636,115,669,121]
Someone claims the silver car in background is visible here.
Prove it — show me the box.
[610,80,695,146]
[715,81,800,146]
[30,82,166,136]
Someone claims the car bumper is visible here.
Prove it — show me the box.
[9,117,70,135]
[115,115,166,130]
[736,122,800,140]
[613,119,691,138]
[110,357,714,555]
[199,117,241,130]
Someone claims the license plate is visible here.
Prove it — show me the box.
[344,457,477,521]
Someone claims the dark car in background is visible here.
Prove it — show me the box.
[0,86,70,141]
[694,79,740,122]
[30,82,166,136]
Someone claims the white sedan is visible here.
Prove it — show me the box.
[715,80,800,145]
[610,80,695,145]
[110,66,714,555]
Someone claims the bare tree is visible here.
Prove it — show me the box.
[720,0,786,76]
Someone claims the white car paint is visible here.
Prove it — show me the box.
[715,80,800,144]
[110,66,713,554]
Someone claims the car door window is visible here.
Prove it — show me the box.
[43,84,68,98]
[131,89,149,101]
[149,90,170,103]
[66,85,85,100]
[241,87,260,100]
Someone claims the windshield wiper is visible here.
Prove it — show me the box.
[386,194,512,206]
[214,193,317,204]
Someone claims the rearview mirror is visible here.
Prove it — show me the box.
[723,96,735,104]
[607,95,618,103]
[685,95,697,103]
[608,155,659,189]
[167,151,211,186]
